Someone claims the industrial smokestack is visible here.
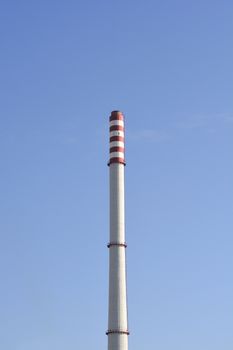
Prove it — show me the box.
[107,111,129,350]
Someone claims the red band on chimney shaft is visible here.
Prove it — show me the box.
[110,147,124,153]
[110,125,124,132]
[110,136,124,143]
[109,114,124,122]
[109,157,125,165]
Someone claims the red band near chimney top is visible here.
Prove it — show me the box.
[110,125,124,132]
[110,136,124,143]
[109,114,124,122]
[108,158,126,166]
[110,147,124,153]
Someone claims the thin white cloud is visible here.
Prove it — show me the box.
[126,112,232,144]
[174,113,233,131]
[128,129,169,142]
[175,119,205,130]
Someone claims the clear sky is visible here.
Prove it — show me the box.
[0,1,232,349]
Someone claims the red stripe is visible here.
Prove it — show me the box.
[110,147,124,153]
[110,125,124,132]
[109,114,124,122]
[109,157,125,165]
[110,136,124,142]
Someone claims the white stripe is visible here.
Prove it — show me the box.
[109,152,125,159]
[110,120,124,127]
[110,141,124,148]
[110,130,124,138]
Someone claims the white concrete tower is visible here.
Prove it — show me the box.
[107,111,129,350]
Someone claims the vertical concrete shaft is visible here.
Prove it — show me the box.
[107,111,129,350]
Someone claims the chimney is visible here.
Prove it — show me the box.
[106,111,129,350]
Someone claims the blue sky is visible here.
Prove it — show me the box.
[0,1,232,349]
